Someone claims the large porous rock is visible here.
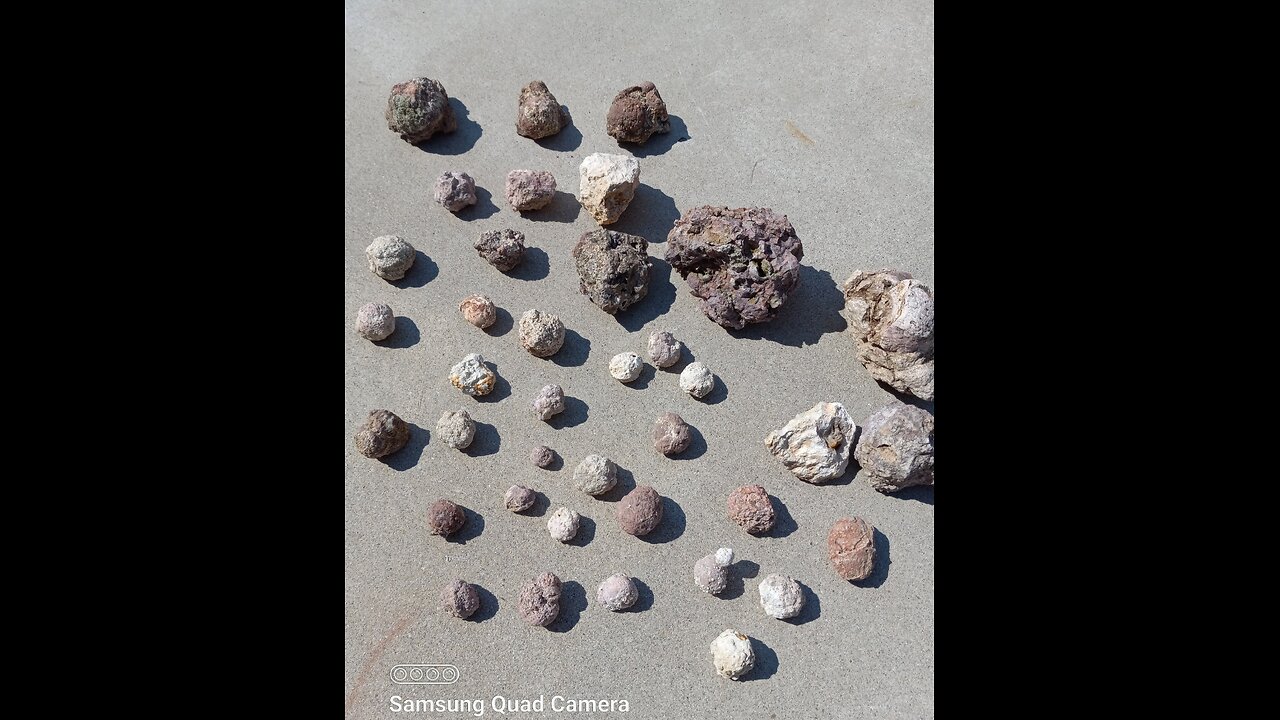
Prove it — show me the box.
[385,77,457,145]
[841,270,935,401]
[665,206,804,329]
[572,229,651,313]
[516,81,566,139]
[764,402,856,484]
[853,401,935,494]
[605,82,670,144]
[578,153,640,225]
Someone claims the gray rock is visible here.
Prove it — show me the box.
[518,309,566,358]
[679,362,715,399]
[573,454,617,495]
[647,331,682,368]
[458,294,496,328]
[605,82,670,144]
[505,169,557,211]
[474,229,526,271]
[435,409,476,450]
[842,269,935,401]
[448,353,497,396]
[517,572,562,627]
[764,402,855,483]
[433,171,477,212]
[515,81,566,139]
[572,229,651,313]
[596,574,638,611]
[578,153,640,225]
[694,548,734,595]
[385,77,456,144]
[530,445,556,468]
[532,384,565,421]
[609,352,644,383]
[355,302,396,341]
[652,412,691,455]
[365,235,416,281]
[853,401,935,493]
[440,579,480,619]
[758,574,804,619]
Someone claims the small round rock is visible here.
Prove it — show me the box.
[426,499,466,537]
[647,330,682,368]
[355,302,396,341]
[652,412,692,455]
[616,485,663,536]
[694,548,734,595]
[547,507,581,542]
[758,574,804,619]
[474,229,526,271]
[531,445,556,468]
[458,294,497,329]
[435,409,476,450]
[710,629,755,680]
[504,484,537,513]
[596,574,638,612]
[440,579,480,619]
[517,572,562,627]
[433,171,477,212]
[532,384,565,421]
[353,409,410,459]
[573,454,617,495]
[518,309,566,358]
[365,235,416,281]
[727,485,776,534]
[609,352,644,383]
[679,362,715,398]
[449,353,497,396]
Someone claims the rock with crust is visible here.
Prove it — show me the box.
[841,269,935,401]
[764,402,856,484]
[853,401,935,493]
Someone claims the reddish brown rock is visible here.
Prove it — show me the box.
[616,485,664,536]
[516,81,566,139]
[427,499,466,537]
[605,82,670,144]
[827,517,876,581]
[652,412,691,455]
[353,409,410,458]
[727,485,776,534]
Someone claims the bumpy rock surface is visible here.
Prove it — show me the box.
[609,352,644,382]
[573,454,617,495]
[710,629,755,680]
[694,548,734,595]
[515,81,566,139]
[440,579,480,619]
[578,153,640,225]
[505,484,537,512]
[505,169,557,211]
[458,294,496,328]
[647,331,682,368]
[597,574,639,611]
[854,402,935,493]
[433,171,477,212]
[605,82,670,144]
[448,353,497,396]
[532,384,565,421]
[530,445,556,468]
[427,499,466,537]
[842,270,935,401]
[665,206,804,329]
[727,485,775,534]
[572,229,652,313]
[385,77,457,144]
[828,517,876,581]
[758,574,804,619]
[547,507,581,542]
[474,229,526,271]
[435,409,476,450]
[518,309,566,358]
[617,485,663,536]
[365,235,416,281]
[764,402,855,484]
[652,412,692,455]
[679,362,715,399]
[355,302,396,341]
[354,410,410,458]
[517,572,562,627]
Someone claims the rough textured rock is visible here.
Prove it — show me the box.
[532,384,565,421]
[458,294,496,328]
[647,331,682,368]
[842,270,935,401]
[652,413,691,455]
[605,82,670,144]
[426,499,466,537]
[517,572,562,627]
[365,235,416,281]
[433,171,477,212]
[435,409,476,450]
[518,309,566,358]
[505,169,557,211]
[828,517,876,581]
[758,574,804,619]
[354,410,410,459]
[547,507,581,542]
[515,81,566,139]
[609,352,644,383]
[440,579,480,619]
[505,484,536,512]
[530,445,556,468]
[572,229,652,313]
[694,548,734,595]
[710,629,755,680]
[578,153,640,225]
[385,77,456,144]
[448,353,497,396]
[596,574,638,612]
[617,485,663,536]
[665,206,804,329]
[679,362,715,399]
[764,402,856,484]
[853,402,935,493]
[727,485,775,534]
[573,454,617,495]
[355,302,396,341]
[473,229,526,271]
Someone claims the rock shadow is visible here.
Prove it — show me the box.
[390,251,438,289]
[467,585,499,622]
[622,115,690,158]
[463,421,500,457]
[783,581,821,625]
[726,266,848,347]
[524,191,581,223]
[850,528,891,589]
[447,507,484,545]
[548,396,588,429]
[533,105,582,152]
[509,246,550,281]
[721,559,760,600]
[374,315,420,349]
[566,514,596,547]
[638,496,686,544]
[416,98,481,155]
[456,186,499,220]
[742,637,779,681]
[380,423,427,471]
[549,328,590,367]
[547,580,586,633]
[610,184,680,245]
[616,257,676,332]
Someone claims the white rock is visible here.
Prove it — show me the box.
[710,629,755,680]
[435,409,475,450]
[758,573,804,619]
[573,454,618,495]
[764,401,856,483]
[679,362,715,398]
[448,353,496,396]
[609,352,644,382]
[547,507,581,542]
[578,153,640,225]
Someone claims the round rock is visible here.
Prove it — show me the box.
[435,409,476,450]
[828,517,876,581]
[440,579,480,619]
[433,171,477,212]
[727,485,776,534]
[605,82,670,144]
[474,229,526,271]
[547,507,581,543]
[616,485,663,536]
[710,629,755,680]
[518,309,566,358]
[448,353,497,396]
[572,229,652,313]
[353,409,410,459]
[517,572,562,627]
[532,384,565,421]
[596,574,638,612]
[573,454,617,495]
[679,362,715,399]
[853,401,935,494]
[505,169,557,211]
[652,412,692,455]
[385,77,457,144]
[647,331,682,368]
[504,484,537,513]
[694,548,734,595]
[355,302,396,341]
[365,235,416,281]
[758,574,804,619]
[515,81,566,139]
[609,352,644,383]
[426,499,466,537]
[458,294,497,329]
[530,445,556,468]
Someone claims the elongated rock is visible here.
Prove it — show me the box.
[828,517,876,581]
[764,402,855,484]
[842,270,935,401]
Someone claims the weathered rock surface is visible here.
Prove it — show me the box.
[617,485,663,536]
[433,171,477,212]
[758,574,804,619]
[853,401,935,493]
[842,270,935,401]
[710,629,755,680]
[532,384,565,421]
[517,572,562,626]
[474,229,526,271]
[458,294,496,328]
[435,409,476,450]
[578,153,640,225]
[573,454,617,495]
[605,82,670,144]
[515,81,566,139]
[385,77,456,144]
[572,229,651,313]
[828,517,876,581]
[518,309,565,358]
[449,353,497,396]
[505,169,557,211]
[694,548,734,595]
[365,235,416,281]
[355,302,396,341]
[647,331,682,368]
[652,412,691,455]
[353,409,410,458]
[440,579,480,619]
[726,485,775,534]
[426,499,466,537]
[764,402,855,484]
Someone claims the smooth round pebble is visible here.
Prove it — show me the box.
[355,302,396,341]
[531,445,556,468]
[458,294,496,328]
[440,579,480,619]
[517,572,562,627]
[573,454,617,495]
[710,629,755,680]
[652,412,692,455]
[435,409,476,450]
[547,507,581,542]
[596,574,638,611]
[647,330,682,368]
[694,548,734,594]
[504,484,537,512]
[679,362,715,398]
[727,485,776,534]
[758,573,804,619]
[616,485,663,536]
[365,235,416,281]
[426,499,466,537]
[353,409,409,459]
[609,352,644,382]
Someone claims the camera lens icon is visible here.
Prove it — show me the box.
[390,664,459,685]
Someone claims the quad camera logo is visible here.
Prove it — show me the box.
[390,664,459,685]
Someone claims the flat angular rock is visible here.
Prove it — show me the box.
[853,401,935,493]
[578,153,639,225]
[842,269,935,401]
[764,402,855,484]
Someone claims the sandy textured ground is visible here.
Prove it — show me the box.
[346,1,933,717]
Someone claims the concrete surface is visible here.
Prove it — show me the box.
[345,1,934,717]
